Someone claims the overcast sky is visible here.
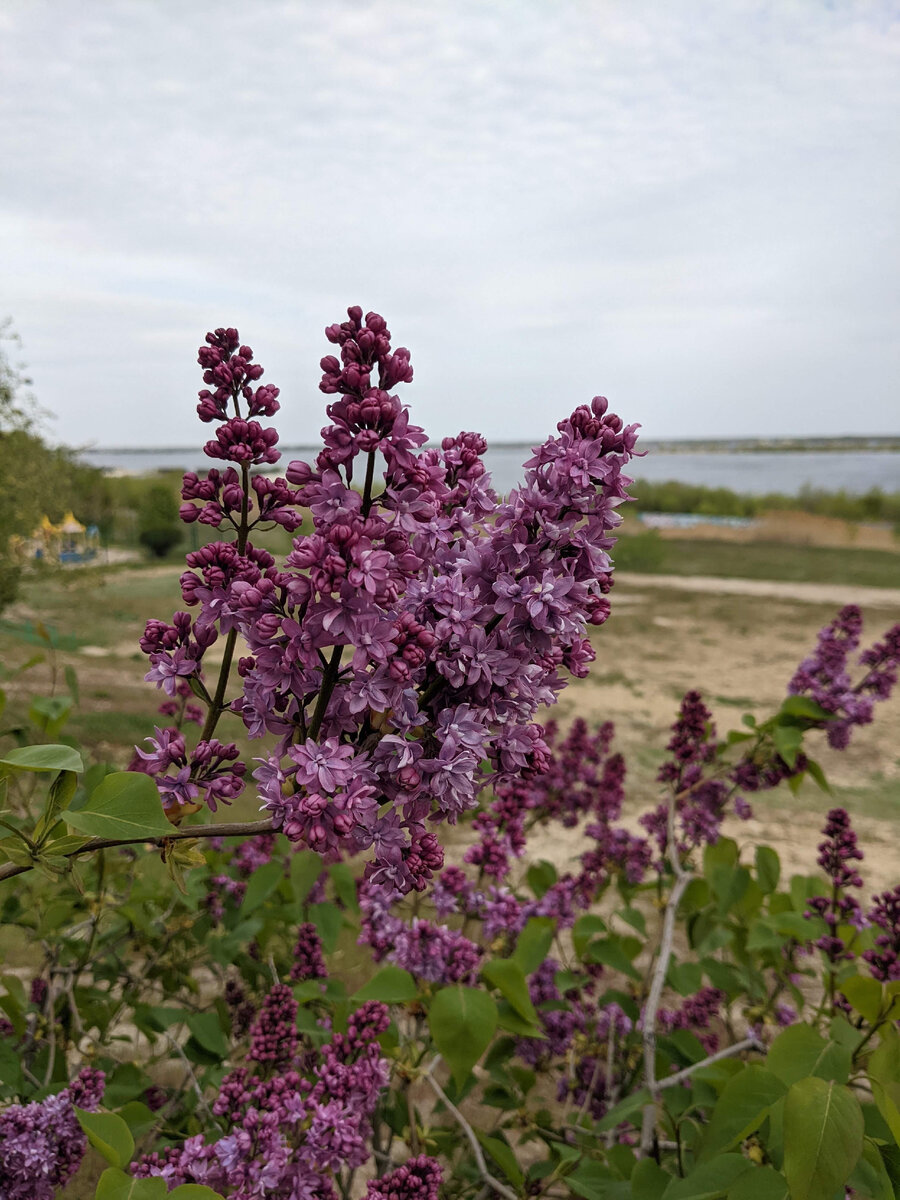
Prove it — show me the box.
[1,0,898,449]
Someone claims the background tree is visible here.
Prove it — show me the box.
[0,322,112,610]
[137,483,183,558]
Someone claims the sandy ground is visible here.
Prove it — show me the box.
[540,575,900,896]
[616,572,900,610]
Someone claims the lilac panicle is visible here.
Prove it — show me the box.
[0,1069,104,1200]
[805,808,864,963]
[367,1155,443,1200]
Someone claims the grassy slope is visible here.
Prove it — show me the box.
[613,535,900,588]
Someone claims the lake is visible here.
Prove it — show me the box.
[78,445,900,497]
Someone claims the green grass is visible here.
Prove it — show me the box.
[614,535,900,588]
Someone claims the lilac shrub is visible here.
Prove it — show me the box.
[2,308,900,1200]
[137,309,638,891]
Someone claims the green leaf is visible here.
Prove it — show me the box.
[700,1065,787,1158]
[773,724,803,769]
[595,1087,651,1132]
[847,1138,894,1200]
[841,974,883,1024]
[482,958,539,1023]
[66,772,172,841]
[512,917,555,974]
[526,859,557,898]
[778,695,834,722]
[805,758,832,795]
[475,1131,525,1187]
[95,1169,168,1199]
[619,906,647,936]
[427,986,497,1087]
[782,1077,864,1200]
[631,1157,670,1200]
[75,1107,135,1168]
[755,845,780,893]
[64,663,80,705]
[583,937,641,981]
[667,961,703,996]
[116,1101,157,1141]
[726,1166,788,1199]
[869,1027,900,1146]
[103,1063,152,1107]
[351,966,417,1004]
[241,861,284,913]
[39,768,78,832]
[0,743,83,773]
[186,1011,229,1059]
[573,913,607,958]
[494,999,544,1038]
[567,1160,624,1199]
[291,849,324,906]
[662,1154,752,1198]
[767,1023,851,1086]
[0,1041,24,1091]
[308,901,343,953]
[169,1188,227,1199]
[329,861,359,912]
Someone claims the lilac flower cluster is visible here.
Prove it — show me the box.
[358,887,483,985]
[863,886,900,982]
[132,724,245,816]
[138,307,639,894]
[640,691,739,859]
[291,921,327,982]
[367,1155,443,1200]
[134,993,390,1197]
[156,674,204,726]
[789,605,900,750]
[0,1068,104,1200]
[248,982,299,1067]
[517,966,633,1121]
[806,807,864,963]
[657,986,725,1055]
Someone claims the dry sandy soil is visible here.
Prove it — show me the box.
[536,574,900,895]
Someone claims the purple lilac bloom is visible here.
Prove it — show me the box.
[134,1002,388,1195]
[248,982,298,1067]
[291,922,327,982]
[863,886,900,982]
[789,606,900,749]
[367,1155,443,1200]
[0,1069,104,1200]
[805,808,865,964]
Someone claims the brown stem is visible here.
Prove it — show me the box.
[0,818,278,883]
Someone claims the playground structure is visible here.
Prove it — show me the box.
[22,513,100,564]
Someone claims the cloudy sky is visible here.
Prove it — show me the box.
[1,0,898,449]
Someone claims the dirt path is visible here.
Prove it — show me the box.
[616,572,900,610]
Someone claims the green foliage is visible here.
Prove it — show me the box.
[137,483,182,558]
[428,986,499,1087]
[1,604,899,1199]
[630,476,900,528]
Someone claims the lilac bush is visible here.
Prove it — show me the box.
[1,308,900,1200]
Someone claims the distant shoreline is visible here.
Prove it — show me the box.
[76,435,900,457]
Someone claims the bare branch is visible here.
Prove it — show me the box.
[0,818,278,883]
[639,793,693,1157]
[656,1035,764,1092]
[423,1056,519,1200]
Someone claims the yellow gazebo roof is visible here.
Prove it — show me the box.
[58,511,85,534]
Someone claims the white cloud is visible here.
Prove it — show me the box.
[0,0,898,446]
